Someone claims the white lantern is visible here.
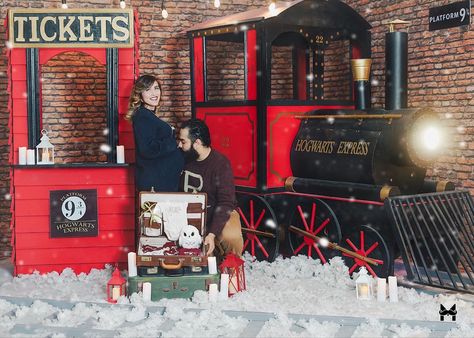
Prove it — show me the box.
[355,266,373,300]
[36,129,55,164]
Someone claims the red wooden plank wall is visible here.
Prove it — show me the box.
[13,167,135,275]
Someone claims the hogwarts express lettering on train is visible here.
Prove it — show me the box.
[8,9,134,47]
[294,139,371,156]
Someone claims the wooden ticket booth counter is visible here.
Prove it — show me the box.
[7,8,138,274]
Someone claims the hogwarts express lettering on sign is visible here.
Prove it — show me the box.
[50,189,98,238]
[8,9,134,47]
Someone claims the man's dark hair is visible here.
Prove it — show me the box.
[181,118,211,147]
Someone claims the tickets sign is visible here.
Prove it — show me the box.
[9,8,134,48]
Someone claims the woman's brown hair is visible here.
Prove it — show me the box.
[125,75,162,121]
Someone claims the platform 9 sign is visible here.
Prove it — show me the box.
[429,1,471,31]
[50,189,98,238]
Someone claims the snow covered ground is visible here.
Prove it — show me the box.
[0,255,473,337]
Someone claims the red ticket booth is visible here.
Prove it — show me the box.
[7,8,139,274]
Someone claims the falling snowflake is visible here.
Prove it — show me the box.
[103,128,109,136]
[5,41,13,49]
[318,237,329,248]
[4,193,11,200]
[265,219,277,229]
[106,188,114,196]
[100,144,112,153]
[371,79,379,86]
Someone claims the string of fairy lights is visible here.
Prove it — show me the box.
[59,1,279,18]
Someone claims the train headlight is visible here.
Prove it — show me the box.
[421,125,441,151]
[408,112,443,165]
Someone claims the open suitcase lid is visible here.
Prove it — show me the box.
[139,192,207,235]
[137,192,209,268]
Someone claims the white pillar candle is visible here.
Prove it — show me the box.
[116,145,125,164]
[142,282,152,302]
[112,286,120,301]
[220,273,229,299]
[18,147,27,165]
[208,256,217,274]
[26,149,35,165]
[208,283,218,302]
[388,276,398,303]
[128,252,137,277]
[377,277,386,302]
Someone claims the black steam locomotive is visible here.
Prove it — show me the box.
[186,0,467,280]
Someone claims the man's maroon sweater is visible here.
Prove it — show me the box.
[181,149,236,237]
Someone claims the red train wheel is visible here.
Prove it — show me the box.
[342,225,393,278]
[288,198,341,264]
[236,193,279,262]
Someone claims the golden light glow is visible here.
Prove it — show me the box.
[409,114,444,166]
[421,126,441,151]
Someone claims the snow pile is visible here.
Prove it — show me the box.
[0,255,473,336]
[0,266,111,302]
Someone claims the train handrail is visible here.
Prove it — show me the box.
[295,114,403,119]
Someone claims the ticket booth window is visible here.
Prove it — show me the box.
[205,33,245,101]
[41,51,108,163]
[25,48,119,164]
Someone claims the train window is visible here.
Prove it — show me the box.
[271,45,294,100]
[205,33,245,101]
[270,32,309,101]
[322,39,352,101]
[41,51,108,163]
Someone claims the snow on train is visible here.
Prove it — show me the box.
[185,0,472,283]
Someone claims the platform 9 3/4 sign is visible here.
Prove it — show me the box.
[50,189,98,238]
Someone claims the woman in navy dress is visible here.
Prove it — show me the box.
[125,75,184,191]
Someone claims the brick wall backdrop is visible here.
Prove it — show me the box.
[42,51,108,163]
[0,0,472,258]
[207,39,245,101]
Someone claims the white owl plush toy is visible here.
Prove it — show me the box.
[178,225,203,249]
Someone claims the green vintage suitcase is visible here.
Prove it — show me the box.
[128,274,220,300]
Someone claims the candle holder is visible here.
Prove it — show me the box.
[107,267,126,303]
[36,129,55,164]
[219,253,246,296]
[356,266,373,300]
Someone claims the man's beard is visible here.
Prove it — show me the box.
[182,146,199,163]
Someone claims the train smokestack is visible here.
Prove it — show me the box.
[351,58,372,110]
[385,20,410,110]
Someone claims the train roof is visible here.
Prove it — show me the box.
[186,0,371,35]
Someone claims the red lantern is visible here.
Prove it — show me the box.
[219,253,246,296]
[107,267,126,303]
